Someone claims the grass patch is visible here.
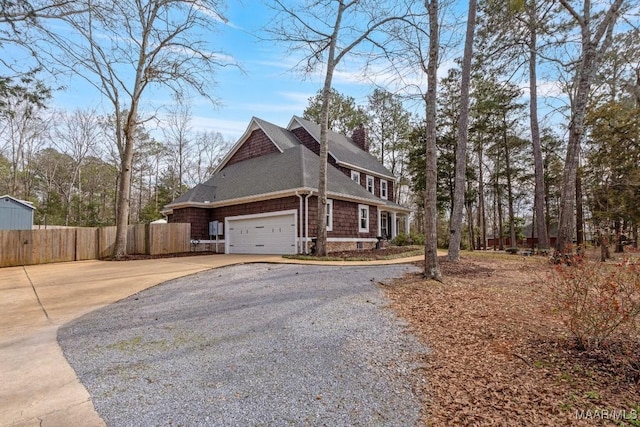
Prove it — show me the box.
[283,255,351,262]
[108,336,143,352]
[283,247,424,262]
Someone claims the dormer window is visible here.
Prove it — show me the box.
[381,180,388,200]
[351,170,360,184]
[366,175,374,194]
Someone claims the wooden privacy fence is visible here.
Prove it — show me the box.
[0,223,191,267]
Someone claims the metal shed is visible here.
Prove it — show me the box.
[0,195,35,230]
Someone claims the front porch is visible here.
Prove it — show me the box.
[377,209,411,242]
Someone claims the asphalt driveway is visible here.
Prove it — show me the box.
[58,263,428,426]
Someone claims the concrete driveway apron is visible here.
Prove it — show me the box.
[0,255,277,427]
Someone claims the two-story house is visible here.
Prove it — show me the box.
[163,115,411,254]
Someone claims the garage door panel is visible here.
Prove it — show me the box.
[228,212,296,254]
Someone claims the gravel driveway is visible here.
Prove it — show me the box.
[58,263,428,426]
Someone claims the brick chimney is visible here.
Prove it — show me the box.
[351,123,369,152]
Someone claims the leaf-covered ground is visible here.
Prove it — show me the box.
[384,252,640,426]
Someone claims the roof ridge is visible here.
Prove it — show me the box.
[0,195,35,210]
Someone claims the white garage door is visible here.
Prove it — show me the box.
[227,212,297,254]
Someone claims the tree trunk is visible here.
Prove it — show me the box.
[448,0,477,262]
[531,208,536,250]
[492,185,498,251]
[528,1,549,251]
[423,0,441,281]
[466,197,475,251]
[556,0,625,254]
[576,167,584,246]
[544,164,551,239]
[477,144,486,250]
[504,121,517,249]
[316,81,333,257]
[113,112,137,258]
[114,152,133,258]
[315,3,345,257]
[614,219,624,253]
[497,183,504,250]
[556,82,587,253]
[600,232,610,262]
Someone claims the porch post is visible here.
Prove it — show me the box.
[405,215,410,235]
[377,209,382,237]
[391,211,397,238]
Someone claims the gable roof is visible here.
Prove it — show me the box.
[215,117,300,173]
[167,116,411,214]
[287,116,396,180]
[253,117,300,151]
[167,144,385,209]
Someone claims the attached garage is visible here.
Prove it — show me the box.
[226,210,297,254]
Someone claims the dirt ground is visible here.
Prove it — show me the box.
[326,246,421,259]
[383,251,640,426]
[108,246,420,261]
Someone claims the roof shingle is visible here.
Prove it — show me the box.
[168,145,382,207]
[289,116,396,179]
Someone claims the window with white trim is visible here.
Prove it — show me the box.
[380,180,388,200]
[351,170,360,184]
[358,204,369,233]
[326,199,333,231]
[366,175,374,194]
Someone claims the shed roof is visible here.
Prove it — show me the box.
[0,195,35,210]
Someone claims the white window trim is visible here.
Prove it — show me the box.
[358,204,369,233]
[326,199,333,232]
[351,170,360,184]
[366,175,374,194]
[380,179,388,200]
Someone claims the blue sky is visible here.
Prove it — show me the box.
[21,0,587,144]
[50,1,389,142]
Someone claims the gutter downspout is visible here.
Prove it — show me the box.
[304,193,312,254]
[296,192,303,254]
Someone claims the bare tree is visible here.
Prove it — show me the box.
[54,108,101,225]
[191,130,229,184]
[34,0,229,257]
[1,1,85,112]
[163,97,193,195]
[0,0,81,23]
[269,0,418,256]
[448,0,477,262]
[555,0,626,254]
[0,93,50,198]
